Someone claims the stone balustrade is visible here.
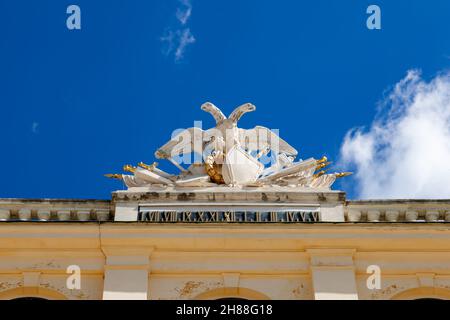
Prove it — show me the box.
[345,200,450,222]
[1,198,449,223]
[0,199,112,222]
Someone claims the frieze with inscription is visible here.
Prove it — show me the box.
[138,209,319,223]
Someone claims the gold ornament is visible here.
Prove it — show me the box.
[205,155,225,184]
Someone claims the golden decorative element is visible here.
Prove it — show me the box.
[317,156,328,164]
[123,164,136,173]
[205,155,225,184]
[315,161,331,170]
[335,172,353,178]
[138,162,158,171]
[104,174,122,180]
[313,170,328,178]
[155,150,169,159]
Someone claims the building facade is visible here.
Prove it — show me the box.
[0,189,449,300]
[1,103,449,300]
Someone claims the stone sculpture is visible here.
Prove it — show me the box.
[105,102,351,189]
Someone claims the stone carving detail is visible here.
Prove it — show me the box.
[106,102,351,189]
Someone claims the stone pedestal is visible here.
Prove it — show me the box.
[112,186,346,223]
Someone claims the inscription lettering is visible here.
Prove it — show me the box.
[138,210,320,223]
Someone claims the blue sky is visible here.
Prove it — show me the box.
[1,0,450,200]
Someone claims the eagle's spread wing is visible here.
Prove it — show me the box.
[155,127,205,159]
[228,103,256,123]
[238,126,298,156]
[201,102,226,124]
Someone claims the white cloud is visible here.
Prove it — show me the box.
[339,70,450,199]
[160,30,176,55]
[161,0,195,62]
[176,0,192,25]
[31,122,39,134]
[161,28,196,62]
[175,28,195,61]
